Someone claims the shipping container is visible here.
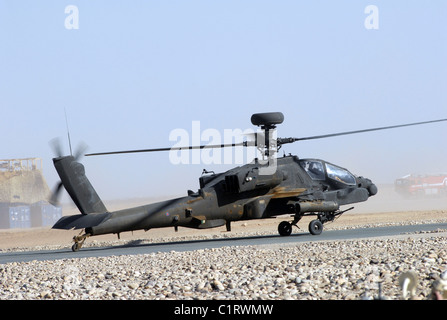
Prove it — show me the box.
[31,202,62,227]
[7,205,31,229]
[0,203,8,228]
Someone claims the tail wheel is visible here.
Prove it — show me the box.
[72,231,90,252]
[72,242,81,252]
[309,219,323,235]
[278,221,292,236]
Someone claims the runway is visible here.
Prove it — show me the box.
[1,222,446,264]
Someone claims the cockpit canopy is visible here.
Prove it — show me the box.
[299,159,356,186]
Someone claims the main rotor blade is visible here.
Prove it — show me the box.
[85,142,248,157]
[292,118,447,142]
[85,118,447,156]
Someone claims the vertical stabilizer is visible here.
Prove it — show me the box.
[53,156,107,215]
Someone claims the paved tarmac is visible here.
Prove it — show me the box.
[1,222,446,264]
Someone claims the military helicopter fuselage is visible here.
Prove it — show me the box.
[52,154,375,251]
[99,156,375,233]
[51,112,446,251]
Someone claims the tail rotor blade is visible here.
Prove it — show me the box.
[73,142,88,162]
[49,138,64,158]
[49,182,63,206]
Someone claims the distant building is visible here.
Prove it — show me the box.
[0,158,62,229]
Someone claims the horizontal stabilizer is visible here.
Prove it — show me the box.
[52,212,111,230]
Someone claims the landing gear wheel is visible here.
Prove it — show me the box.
[278,221,292,236]
[71,231,90,252]
[309,220,323,235]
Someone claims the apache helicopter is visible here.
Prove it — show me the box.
[51,112,447,251]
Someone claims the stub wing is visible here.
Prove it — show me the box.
[52,212,111,230]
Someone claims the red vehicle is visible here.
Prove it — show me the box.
[395,174,447,197]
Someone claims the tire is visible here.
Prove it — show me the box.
[309,220,323,235]
[278,221,292,236]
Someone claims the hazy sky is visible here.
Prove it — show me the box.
[0,1,446,201]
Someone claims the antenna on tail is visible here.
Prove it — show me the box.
[64,108,73,156]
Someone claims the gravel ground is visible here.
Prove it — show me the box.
[1,218,447,300]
